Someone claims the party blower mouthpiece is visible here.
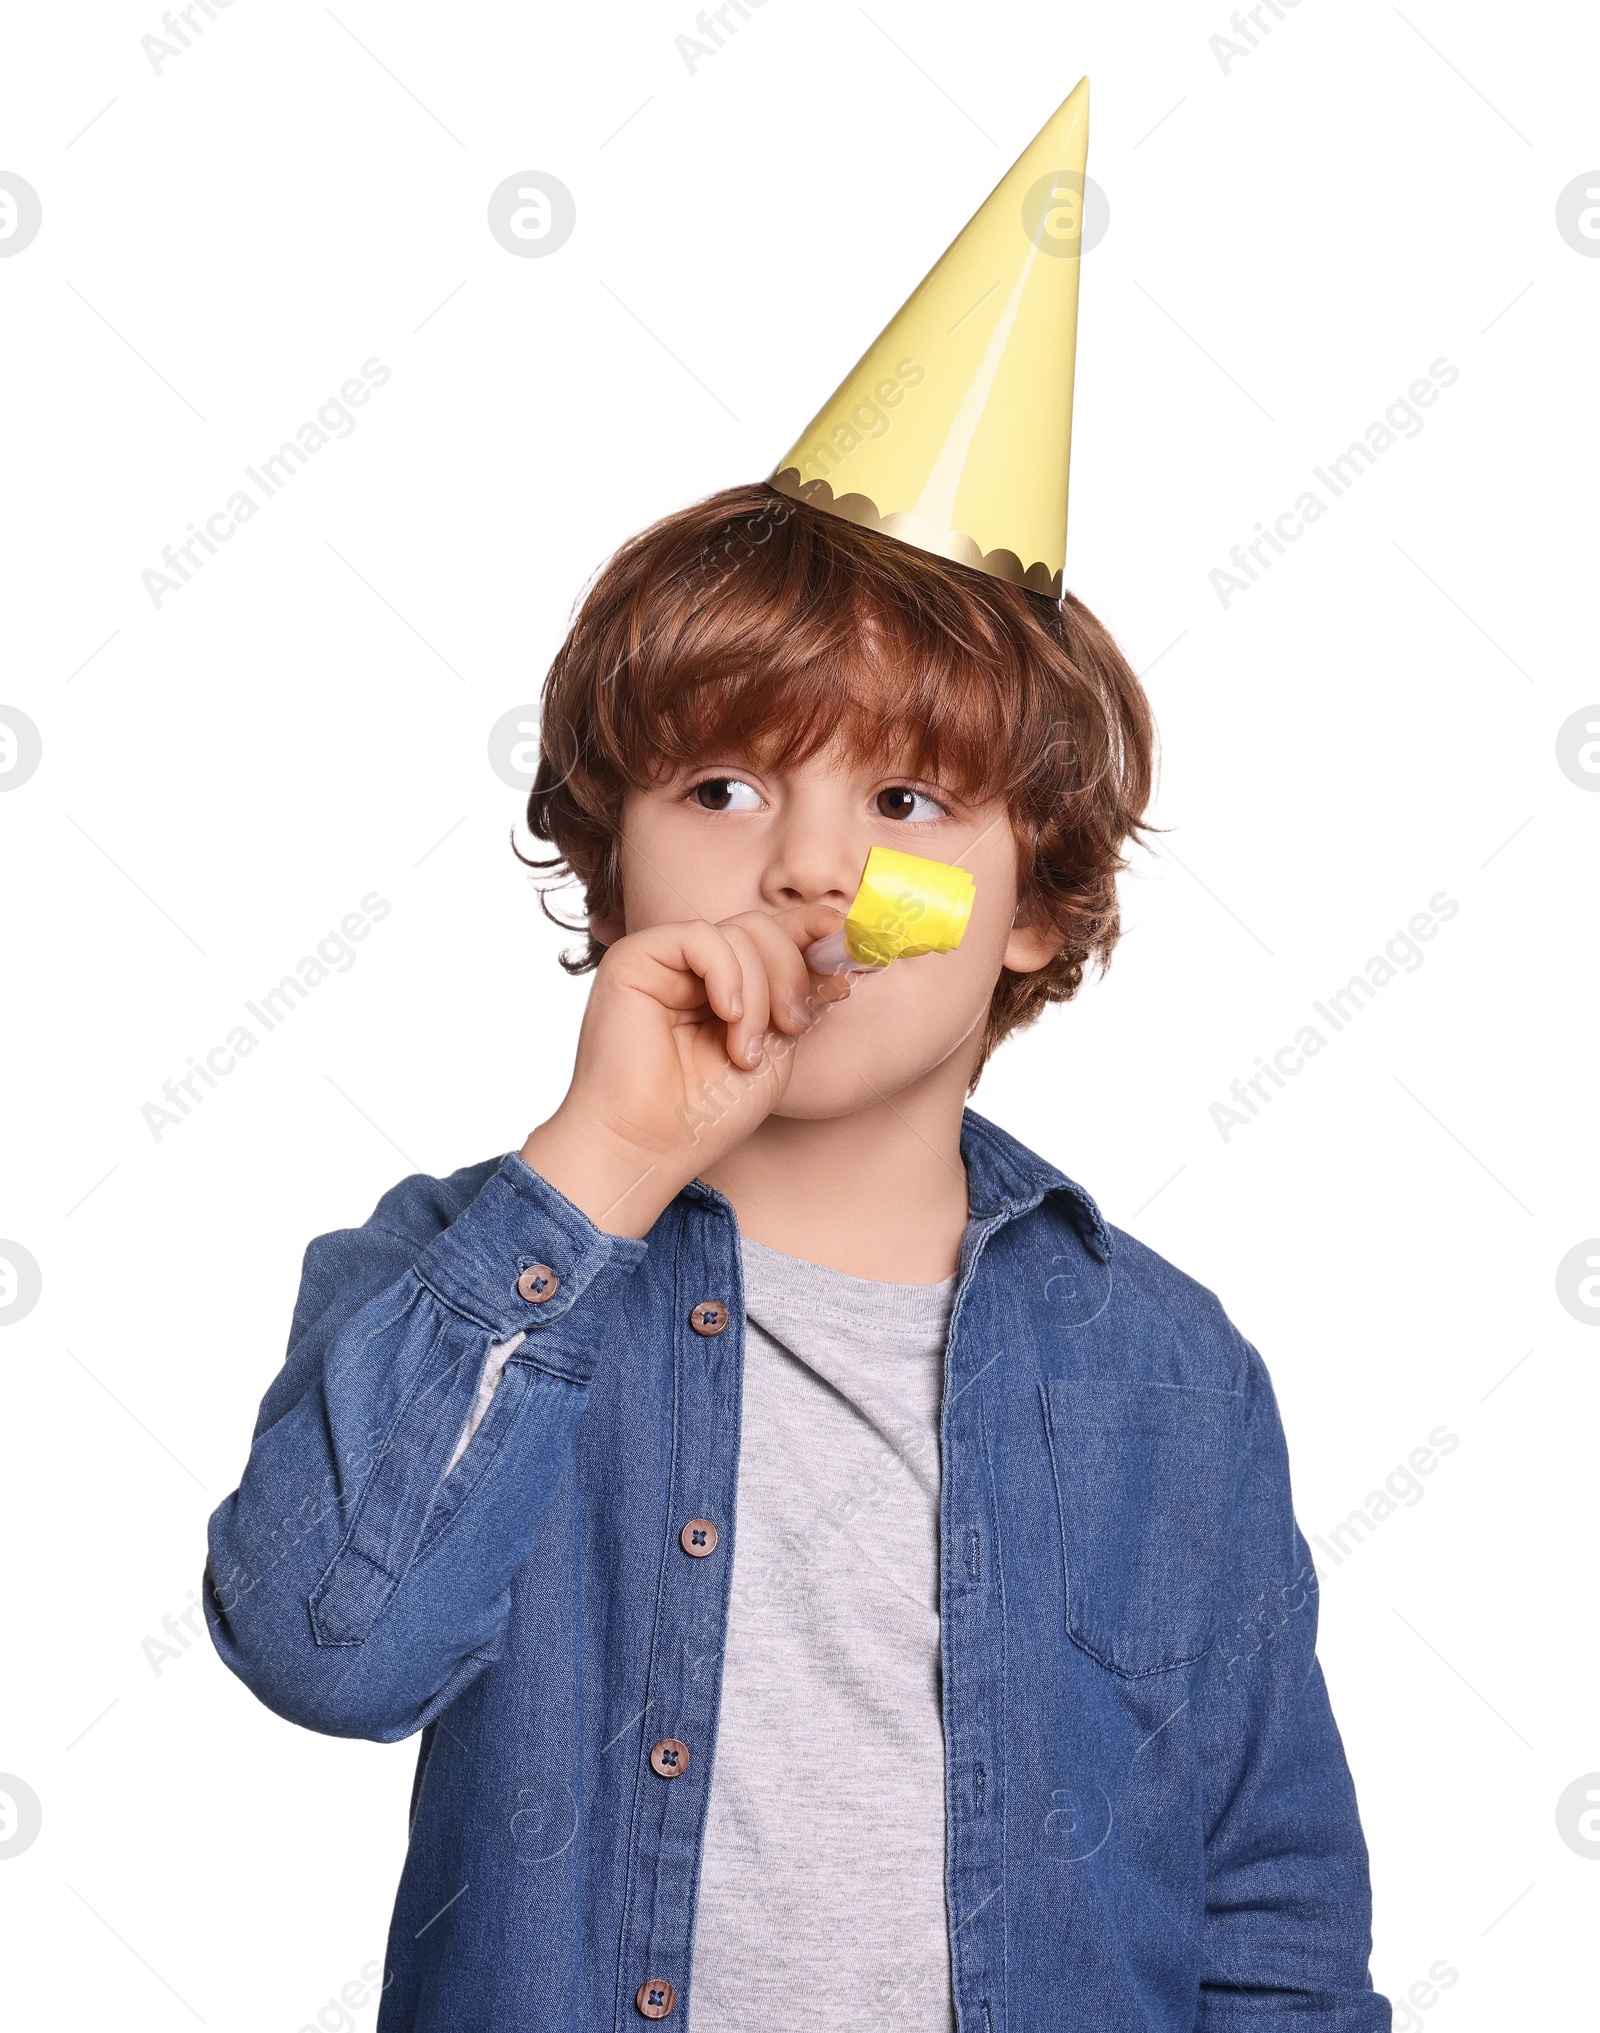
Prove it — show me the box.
[803,847,976,977]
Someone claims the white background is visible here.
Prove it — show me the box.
[2,0,1596,2025]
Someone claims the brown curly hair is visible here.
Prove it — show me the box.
[515,482,1156,1082]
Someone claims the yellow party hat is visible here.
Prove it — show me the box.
[771,77,1090,598]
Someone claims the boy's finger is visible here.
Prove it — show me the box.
[769,899,849,951]
[718,924,773,1068]
[721,910,822,1035]
[728,900,853,1010]
[663,921,747,1027]
[777,902,859,1003]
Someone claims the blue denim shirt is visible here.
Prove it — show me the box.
[205,1109,1387,2031]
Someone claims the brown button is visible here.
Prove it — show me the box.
[516,1264,559,1304]
[649,1737,690,1778]
[636,1977,677,2018]
[689,1299,728,1336]
[679,1518,719,1558]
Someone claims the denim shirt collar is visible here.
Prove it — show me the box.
[956,1107,1114,1260]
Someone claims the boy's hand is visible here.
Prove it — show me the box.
[519,901,850,1237]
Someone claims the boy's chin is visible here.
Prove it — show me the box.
[766,1075,883,1123]
[768,1028,973,1121]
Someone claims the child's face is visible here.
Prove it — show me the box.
[595,739,1061,1119]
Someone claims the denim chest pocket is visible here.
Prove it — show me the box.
[1041,1375,1244,1677]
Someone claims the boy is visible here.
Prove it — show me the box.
[206,79,1387,2030]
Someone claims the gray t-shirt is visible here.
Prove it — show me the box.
[689,1236,959,2032]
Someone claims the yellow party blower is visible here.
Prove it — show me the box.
[803,847,975,976]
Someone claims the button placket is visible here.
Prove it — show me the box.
[618,1223,739,2022]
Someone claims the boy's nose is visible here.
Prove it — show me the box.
[761,832,859,912]
[756,760,873,911]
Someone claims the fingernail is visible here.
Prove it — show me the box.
[745,1038,764,1066]
[729,993,744,1018]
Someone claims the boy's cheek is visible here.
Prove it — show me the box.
[617,834,775,934]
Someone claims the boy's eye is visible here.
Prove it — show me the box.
[876,785,947,822]
[690,776,763,812]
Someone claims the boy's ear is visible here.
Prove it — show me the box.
[1002,898,1065,976]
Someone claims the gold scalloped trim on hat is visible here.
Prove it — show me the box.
[771,468,1063,599]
